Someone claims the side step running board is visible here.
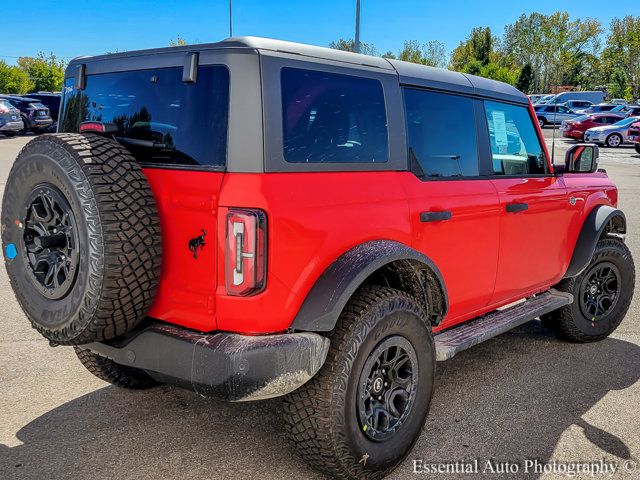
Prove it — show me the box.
[434,289,573,361]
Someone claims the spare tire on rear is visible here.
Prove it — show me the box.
[1,133,162,345]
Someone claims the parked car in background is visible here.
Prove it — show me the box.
[535,94,555,104]
[610,98,628,105]
[560,100,593,111]
[561,113,625,141]
[621,105,640,117]
[628,120,640,153]
[528,94,546,104]
[0,95,53,134]
[21,92,61,122]
[584,116,640,147]
[0,99,24,136]
[534,104,578,127]
[546,91,605,105]
[577,103,619,114]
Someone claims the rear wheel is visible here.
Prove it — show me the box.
[634,143,640,155]
[542,238,634,342]
[74,348,159,389]
[538,117,547,128]
[283,286,435,479]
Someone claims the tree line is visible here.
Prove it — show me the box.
[331,12,640,101]
[1,12,638,101]
[0,53,66,94]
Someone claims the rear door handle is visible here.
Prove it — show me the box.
[420,211,452,222]
[505,203,528,213]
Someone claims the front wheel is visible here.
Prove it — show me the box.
[538,117,546,128]
[283,286,435,479]
[634,143,640,155]
[542,238,635,342]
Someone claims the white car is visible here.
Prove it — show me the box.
[583,116,640,147]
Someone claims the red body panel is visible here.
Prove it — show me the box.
[144,168,224,331]
[214,172,413,333]
[402,178,500,326]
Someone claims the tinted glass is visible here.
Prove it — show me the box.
[404,88,478,178]
[60,66,229,168]
[484,100,547,175]
[281,67,388,163]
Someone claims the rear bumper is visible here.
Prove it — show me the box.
[83,323,330,402]
[0,121,24,132]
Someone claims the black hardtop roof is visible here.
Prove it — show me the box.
[67,36,528,105]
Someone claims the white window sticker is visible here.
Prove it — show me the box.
[492,110,509,153]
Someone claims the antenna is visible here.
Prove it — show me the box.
[229,0,233,37]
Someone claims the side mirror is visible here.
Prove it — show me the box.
[564,143,599,173]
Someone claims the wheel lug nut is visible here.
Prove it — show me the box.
[384,382,388,387]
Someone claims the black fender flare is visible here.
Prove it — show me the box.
[290,240,448,332]
[564,205,626,278]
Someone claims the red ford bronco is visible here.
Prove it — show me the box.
[2,38,635,479]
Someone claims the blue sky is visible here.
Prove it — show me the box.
[2,1,623,63]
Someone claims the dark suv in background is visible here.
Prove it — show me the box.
[21,92,61,125]
[0,94,53,134]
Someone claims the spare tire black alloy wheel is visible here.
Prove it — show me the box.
[23,185,79,300]
[2,133,162,346]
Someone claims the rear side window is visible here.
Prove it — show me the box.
[404,88,479,178]
[60,66,229,168]
[281,67,388,163]
[484,100,547,175]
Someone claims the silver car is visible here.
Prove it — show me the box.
[584,116,640,147]
[534,104,579,127]
[0,99,24,136]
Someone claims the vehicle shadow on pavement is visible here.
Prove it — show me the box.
[1,321,639,480]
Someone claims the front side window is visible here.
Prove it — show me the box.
[484,100,548,175]
[404,88,479,178]
[59,66,230,168]
[281,67,388,163]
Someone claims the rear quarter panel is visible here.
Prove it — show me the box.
[215,171,413,333]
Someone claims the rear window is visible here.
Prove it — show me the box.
[60,66,230,168]
[281,67,388,163]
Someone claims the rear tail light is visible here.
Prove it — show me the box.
[225,208,267,296]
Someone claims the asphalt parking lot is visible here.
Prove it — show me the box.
[1,131,639,480]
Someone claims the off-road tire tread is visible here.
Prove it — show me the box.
[542,238,634,342]
[74,347,158,389]
[6,133,161,345]
[282,285,431,480]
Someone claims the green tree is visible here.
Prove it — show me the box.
[382,51,396,59]
[502,12,602,92]
[601,16,640,101]
[450,27,494,70]
[169,36,187,46]
[515,63,534,92]
[0,61,34,94]
[609,68,632,100]
[328,38,378,56]
[397,40,448,68]
[17,52,66,92]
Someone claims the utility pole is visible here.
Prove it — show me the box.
[229,0,233,37]
[354,0,361,53]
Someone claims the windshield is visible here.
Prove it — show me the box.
[572,115,591,122]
